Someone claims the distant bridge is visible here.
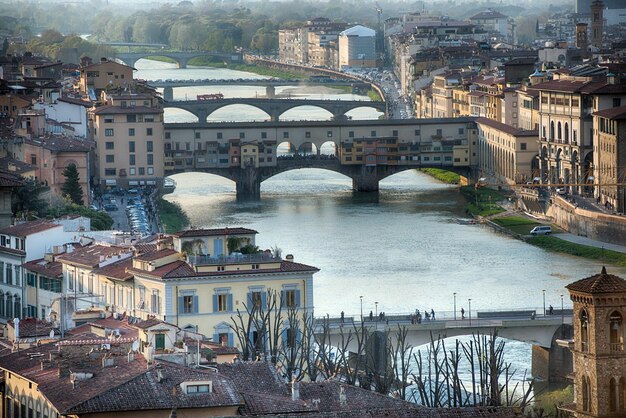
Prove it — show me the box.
[163,97,387,122]
[114,50,243,69]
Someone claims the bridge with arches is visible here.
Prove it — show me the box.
[114,50,243,69]
[317,308,574,383]
[163,98,388,123]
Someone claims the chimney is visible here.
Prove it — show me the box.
[285,254,294,262]
[291,380,300,401]
[607,73,616,85]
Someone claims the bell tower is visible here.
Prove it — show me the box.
[566,267,626,417]
[576,23,589,59]
[590,0,604,49]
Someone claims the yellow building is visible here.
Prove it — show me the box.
[79,59,134,96]
[89,90,165,189]
[593,106,626,212]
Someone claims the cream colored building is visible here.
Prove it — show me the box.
[79,59,134,96]
[593,106,626,212]
[338,25,376,69]
[477,117,538,185]
[89,91,164,189]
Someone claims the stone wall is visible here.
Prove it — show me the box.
[547,196,626,246]
[531,324,573,383]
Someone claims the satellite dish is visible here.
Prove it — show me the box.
[132,340,139,352]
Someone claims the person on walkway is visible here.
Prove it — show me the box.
[369,310,373,321]
[549,305,554,315]
[340,311,344,325]
[461,307,465,319]
[431,309,436,320]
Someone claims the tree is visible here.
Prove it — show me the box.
[12,179,49,219]
[61,163,84,206]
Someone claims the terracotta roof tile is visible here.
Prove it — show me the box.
[22,257,63,278]
[566,267,626,294]
[57,245,131,268]
[91,258,133,281]
[134,248,177,261]
[476,118,538,137]
[0,170,24,187]
[0,219,60,237]
[593,105,626,120]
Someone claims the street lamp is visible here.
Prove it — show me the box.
[561,294,564,324]
[453,292,457,320]
[542,289,546,317]
[375,301,378,318]
[468,298,472,326]
[360,295,363,321]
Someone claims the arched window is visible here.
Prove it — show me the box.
[610,311,624,351]
[620,377,626,411]
[550,121,555,140]
[581,309,589,352]
[0,291,4,317]
[558,122,562,140]
[582,376,591,412]
[564,122,569,143]
[13,296,21,320]
[611,378,618,412]
[5,293,12,319]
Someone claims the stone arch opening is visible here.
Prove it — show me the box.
[276,141,297,158]
[319,141,338,158]
[580,308,589,352]
[207,104,271,123]
[582,375,591,412]
[610,310,624,351]
[164,107,200,123]
[344,106,385,120]
[297,142,318,157]
[279,105,334,122]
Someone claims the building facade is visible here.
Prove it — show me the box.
[338,26,376,69]
[592,106,626,212]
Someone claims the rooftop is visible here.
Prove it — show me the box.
[0,219,61,238]
[566,267,626,295]
[57,244,130,268]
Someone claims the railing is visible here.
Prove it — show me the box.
[611,342,624,352]
[188,253,281,266]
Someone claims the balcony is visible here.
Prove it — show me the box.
[187,253,281,267]
[611,342,624,352]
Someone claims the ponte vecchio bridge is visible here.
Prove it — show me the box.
[164,117,478,198]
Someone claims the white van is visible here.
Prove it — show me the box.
[530,226,552,236]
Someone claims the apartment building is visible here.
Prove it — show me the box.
[338,25,377,69]
[536,70,626,194]
[477,118,539,185]
[89,90,164,189]
[79,58,134,97]
[592,106,626,212]
[0,218,90,321]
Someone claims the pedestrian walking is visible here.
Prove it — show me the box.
[461,307,465,319]
[431,309,435,320]
[549,305,554,315]
[369,310,373,321]
[340,311,345,325]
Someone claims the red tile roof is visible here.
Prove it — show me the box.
[593,105,626,120]
[22,257,63,278]
[0,170,24,187]
[174,227,258,238]
[91,105,161,115]
[0,219,60,237]
[134,248,177,262]
[566,267,626,294]
[91,258,133,281]
[57,245,130,268]
[476,118,538,137]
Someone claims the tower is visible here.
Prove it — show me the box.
[566,267,626,417]
[576,23,589,59]
[590,0,604,49]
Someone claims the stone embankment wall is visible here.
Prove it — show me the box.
[547,196,626,246]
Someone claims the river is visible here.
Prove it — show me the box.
[135,58,624,385]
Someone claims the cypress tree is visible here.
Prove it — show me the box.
[61,163,84,205]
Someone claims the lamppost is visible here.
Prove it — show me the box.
[453,292,457,320]
[542,289,546,317]
[375,301,378,318]
[360,295,363,321]
[561,294,564,324]
[468,298,472,326]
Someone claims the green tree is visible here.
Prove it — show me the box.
[12,179,49,219]
[61,163,84,206]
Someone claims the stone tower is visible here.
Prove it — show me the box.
[576,23,589,59]
[566,267,626,417]
[590,0,604,49]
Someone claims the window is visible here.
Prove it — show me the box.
[349,131,355,138]
[139,167,145,175]
[147,167,154,175]
[147,141,153,152]
[138,114,144,122]
[105,168,116,176]
[520,143,527,150]
[580,309,589,352]
[181,295,194,314]
[458,128,464,135]
[67,270,74,291]
[217,132,223,139]
[105,129,114,137]
[283,132,289,139]
[614,98,622,108]
[327,131,333,138]
[151,290,161,314]
[582,376,591,412]
[392,130,398,137]
[261,132,267,139]
[26,273,36,287]
[129,155,135,165]
[128,128,135,136]
[195,132,200,139]
[239,132,245,139]
[610,311,624,351]
[305,132,311,139]
[30,154,36,165]
[187,384,211,394]
[165,132,171,139]
[147,128,153,136]
[105,142,114,150]
[283,289,299,308]
[371,131,377,137]
[415,129,421,136]
[78,273,84,292]
[146,154,153,165]
[104,117,114,123]
[218,294,228,311]
[129,168,136,175]
[436,129,442,136]
[105,155,114,163]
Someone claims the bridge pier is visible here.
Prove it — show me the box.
[177,58,188,69]
[266,85,275,99]
[352,166,380,192]
[163,86,174,102]
[531,324,573,382]
[235,166,261,199]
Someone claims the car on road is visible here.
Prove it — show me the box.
[530,226,552,236]
[104,203,118,212]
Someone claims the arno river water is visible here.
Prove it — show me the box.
[136,59,626,380]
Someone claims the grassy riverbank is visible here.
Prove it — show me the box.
[419,168,460,184]
[368,89,382,101]
[157,197,190,233]
[460,186,508,217]
[528,235,626,267]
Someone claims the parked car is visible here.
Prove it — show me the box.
[530,226,552,236]
[104,203,118,212]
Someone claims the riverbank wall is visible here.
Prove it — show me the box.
[547,196,626,246]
